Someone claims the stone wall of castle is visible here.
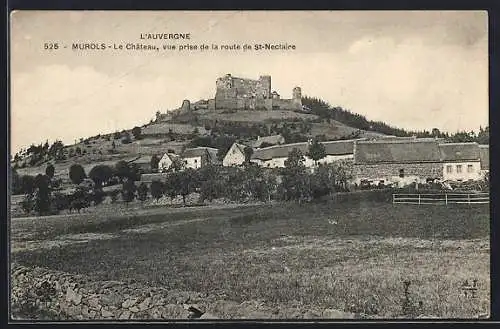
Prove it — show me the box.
[213,74,301,111]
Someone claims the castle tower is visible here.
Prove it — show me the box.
[258,75,271,99]
[292,87,302,109]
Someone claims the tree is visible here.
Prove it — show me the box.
[151,155,160,173]
[122,132,132,144]
[21,194,35,214]
[244,146,254,164]
[91,188,106,206]
[33,174,51,215]
[70,186,91,213]
[132,126,142,140]
[11,168,22,195]
[178,169,198,205]
[121,180,136,206]
[280,149,311,202]
[137,182,149,202]
[45,165,55,180]
[115,160,131,182]
[307,139,326,166]
[88,164,114,188]
[69,164,86,185]
[150,180,164,201]
[20,175,35,195]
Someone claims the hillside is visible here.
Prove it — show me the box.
[11,93,488,186]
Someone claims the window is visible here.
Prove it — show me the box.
[467,164,473,173]
[456,165,462,173]
[446,165,452,173]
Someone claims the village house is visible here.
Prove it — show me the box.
[181,147,219,169]
[250,139,357,168]
[352,139,444,187]
[222,143,248,167]
[479,144,489,177]
[252,134,285,148]
[158,152,180,172]
[439,142,482,182]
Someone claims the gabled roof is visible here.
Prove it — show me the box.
[251,139,357,161]
[182,147,218,159]
[251,142,308,161]
[322,140,356,155]
[160,152,179,161]
[479,145,489,170]
[438,142,480,162]
[231,143,247,154]
[354,139,442,164]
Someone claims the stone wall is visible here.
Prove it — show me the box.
[353,162,443,183]
[11,264,202,320]
[10,263,368,320]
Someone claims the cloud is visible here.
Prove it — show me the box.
[10,24,488,152]
[11,64,176,151]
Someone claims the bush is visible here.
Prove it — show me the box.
[137,183,149,202]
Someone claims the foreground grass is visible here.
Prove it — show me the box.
[11,201,490,318]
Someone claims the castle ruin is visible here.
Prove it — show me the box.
[206,74,302,111]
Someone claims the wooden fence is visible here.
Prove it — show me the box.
[392,193,489,205]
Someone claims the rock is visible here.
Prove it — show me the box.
[66,287,82,305]
[102,281,124,289]
[101,308,114,318]
[119,310,131,320]
[81,305,89,317]
[129,306,140,313]
[161,304,189,319]
[66,305,82,318]
[101,293,123,307]
[322,308,357,319]
[86,297,100,309]
[138,297,152,311]
[122,298,138,309]
[89,310,97,319]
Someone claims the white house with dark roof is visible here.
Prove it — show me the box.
[181,147,219,169]
[439,142,482,181]
[250,139,357,168]
[158,152,180,172]
[222,143,248,167]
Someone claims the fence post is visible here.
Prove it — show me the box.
[468,194,470,205]
[418,194,421,205]
[445,194,448,205]
[392,194,395,204]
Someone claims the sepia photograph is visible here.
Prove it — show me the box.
[9,10,490,321]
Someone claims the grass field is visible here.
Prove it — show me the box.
[10,201,490,319]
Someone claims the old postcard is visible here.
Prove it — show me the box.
[9,11,490,321]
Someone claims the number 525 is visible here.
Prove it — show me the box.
[44,43,59,50]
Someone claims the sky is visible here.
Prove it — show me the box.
[10,11,488,153]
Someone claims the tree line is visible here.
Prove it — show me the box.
[302,96,489,144]
[11,140,353,216]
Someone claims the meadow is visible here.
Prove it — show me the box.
[10,200,490,319]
